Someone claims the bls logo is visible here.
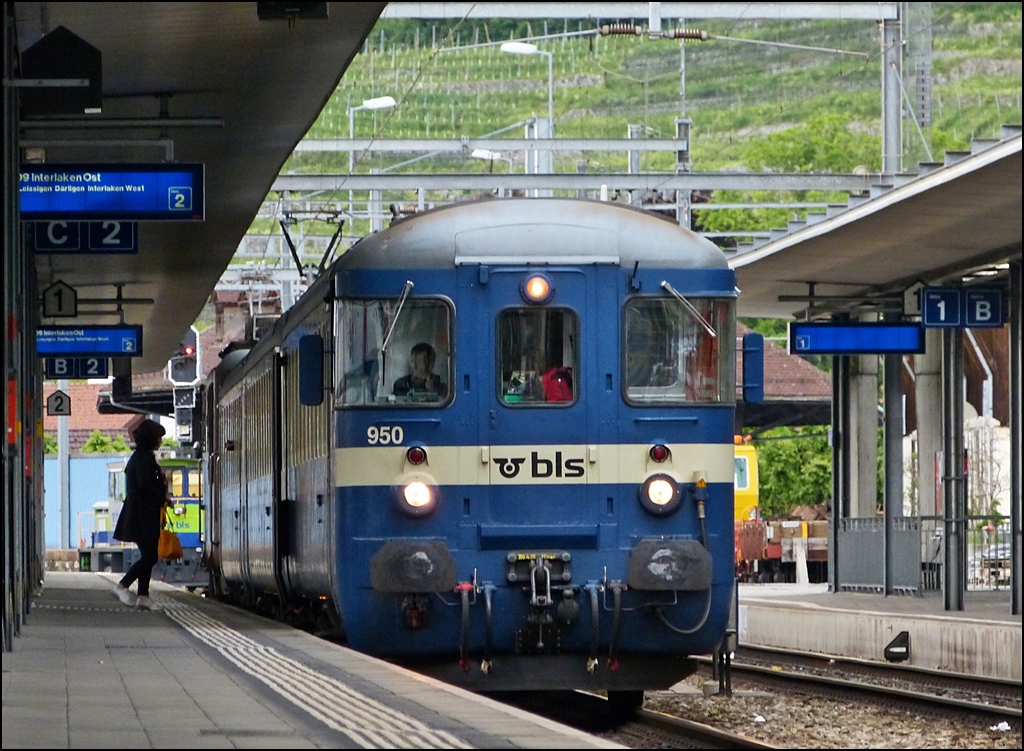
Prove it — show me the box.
[493,450,585,480]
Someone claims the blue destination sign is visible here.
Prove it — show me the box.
[30,220,138,254]
[789,322,926,355]
[37,325,143,357]
[19,163,204,221]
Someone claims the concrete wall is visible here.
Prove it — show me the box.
[44,454,130,548]
[739,599,1022,682]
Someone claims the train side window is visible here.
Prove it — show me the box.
[497,308,578,406]
[166,469,184,497]
[623,296,735,405]
[735,456,749,490]
[335,297,452,407]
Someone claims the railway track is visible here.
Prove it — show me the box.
[489,690,776,749]
[700,645,1022,726]
[501,648,1021,747]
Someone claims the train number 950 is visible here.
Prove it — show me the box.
[367,426,404,445]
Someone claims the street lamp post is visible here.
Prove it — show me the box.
[471,148,514,173]
[471,149,514,197]
[348,95,397,173]
[347,95,396,219]
[500,42,553,138]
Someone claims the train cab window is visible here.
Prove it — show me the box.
[497,308,578,406]
[623,297,735,404]
[735,456,750,490]
[336,297,452,407]
[165,468,200,498]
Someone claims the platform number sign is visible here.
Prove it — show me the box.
[964,288,1003,327]
[42,281,77,318]
[922,287,1004,328]
[46,389,71,416]
[921,288,961,327]
[30,221,138,254]
[45,357,109,380]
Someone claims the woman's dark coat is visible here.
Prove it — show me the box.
[112,449,166,545]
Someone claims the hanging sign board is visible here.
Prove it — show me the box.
[788,321,926,355]
[36,325,143,357]
[30,220,138,253]
[19,163,204,221]
[44,357,109,380]
[922,286,1004,328]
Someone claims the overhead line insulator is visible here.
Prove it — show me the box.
[599,24,642,36]
[599,24,709,41]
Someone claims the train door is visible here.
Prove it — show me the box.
[480,268,591,542]
[243,359,276,592]
[218,391,245,584]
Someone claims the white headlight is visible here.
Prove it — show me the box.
[647,478,676,506]
[639,473,681,515]
[403,481,432,508]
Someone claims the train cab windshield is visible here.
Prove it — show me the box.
[623,296,735,404]
[336,297,453,407]
[498,308,579,405]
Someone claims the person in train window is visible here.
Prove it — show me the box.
[393,342,447,401]
[112,419,172,610]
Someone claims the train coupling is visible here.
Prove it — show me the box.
[506,550,572,605]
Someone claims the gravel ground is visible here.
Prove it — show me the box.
[603,673,1023,749]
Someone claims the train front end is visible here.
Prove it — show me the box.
[328,200,762,694]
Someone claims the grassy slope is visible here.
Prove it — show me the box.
[258,4,1020,240]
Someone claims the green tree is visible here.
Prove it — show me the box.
[81,430,130,454]
[44,434,58,454]
[754,427,832,516]
[745,114,881,173]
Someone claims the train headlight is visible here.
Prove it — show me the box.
[404,481,432,508]
[521,273,554,304]
[639,473,681,515]
[394,473,439,517]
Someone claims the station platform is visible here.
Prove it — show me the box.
[2,573,625,749]
[737,583,1022,682]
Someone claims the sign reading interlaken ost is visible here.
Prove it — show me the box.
[36,325,143,358]
[19,163,205,221]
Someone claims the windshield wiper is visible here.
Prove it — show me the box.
[380,280,414,353]
[661,281,717,338]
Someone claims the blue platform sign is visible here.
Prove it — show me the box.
[789,322,926,355]
[964,288,1003,327]
[922,287,962,327]
[30,220,138,253]
[922,286,1004,328]
[44,356,109,380]
[36,325,143,357]
[19,163,204,221]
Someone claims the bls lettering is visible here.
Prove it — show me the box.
[492,451,584,480]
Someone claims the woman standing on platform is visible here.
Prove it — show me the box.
[112,419,170,610]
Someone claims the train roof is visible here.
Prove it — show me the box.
[338,198,728,270]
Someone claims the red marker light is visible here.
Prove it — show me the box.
[649,444,669,462]
[406,446,427,465]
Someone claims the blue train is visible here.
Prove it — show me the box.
[203,198,763,706]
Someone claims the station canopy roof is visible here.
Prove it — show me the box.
[731,132,1022,320]
[19,2,386,373]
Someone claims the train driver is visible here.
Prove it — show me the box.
[393,342,447,401]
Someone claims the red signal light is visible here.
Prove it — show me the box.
[649,444,670,462]
[183,346,195,356]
